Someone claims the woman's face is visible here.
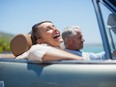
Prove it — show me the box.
[37,22,63,47]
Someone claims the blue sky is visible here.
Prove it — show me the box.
[0,0,103,44]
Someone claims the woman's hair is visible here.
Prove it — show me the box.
[31,20,52,45]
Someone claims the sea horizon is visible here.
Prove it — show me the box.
[83,43,103,53]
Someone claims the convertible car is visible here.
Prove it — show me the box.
[0,0,116,87]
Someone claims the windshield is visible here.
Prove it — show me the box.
[99,1,116,59]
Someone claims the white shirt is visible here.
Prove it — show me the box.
[65,49,106,60]
[16,44,51,62]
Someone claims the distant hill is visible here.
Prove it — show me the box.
[0,31,15,52]
[0,31,15,43]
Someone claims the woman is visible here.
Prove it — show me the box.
[17,20,83,62]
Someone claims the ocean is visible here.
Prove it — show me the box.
[82,44,104,53]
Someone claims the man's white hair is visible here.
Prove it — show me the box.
[62,26,80,39]
[62,26,80,46]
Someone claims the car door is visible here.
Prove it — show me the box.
[0,58,116,87]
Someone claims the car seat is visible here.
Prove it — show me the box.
[10,34,32,57]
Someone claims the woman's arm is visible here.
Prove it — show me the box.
[42,47,83,62]
[28,45,83,63]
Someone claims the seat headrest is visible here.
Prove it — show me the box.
[10,34,32,57]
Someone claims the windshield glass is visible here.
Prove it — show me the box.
[99,1,116,59]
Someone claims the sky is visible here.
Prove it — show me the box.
[0,0,103,44]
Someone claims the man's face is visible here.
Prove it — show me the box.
[37,22,63,47]
[72,29,84,50]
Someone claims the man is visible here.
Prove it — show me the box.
[62,26,106,60]
[16,21,84,62]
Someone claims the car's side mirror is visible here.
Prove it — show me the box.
[107,14,116,34]
[107,14,116,27]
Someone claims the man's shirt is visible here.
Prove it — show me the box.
[65,49,106,60]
